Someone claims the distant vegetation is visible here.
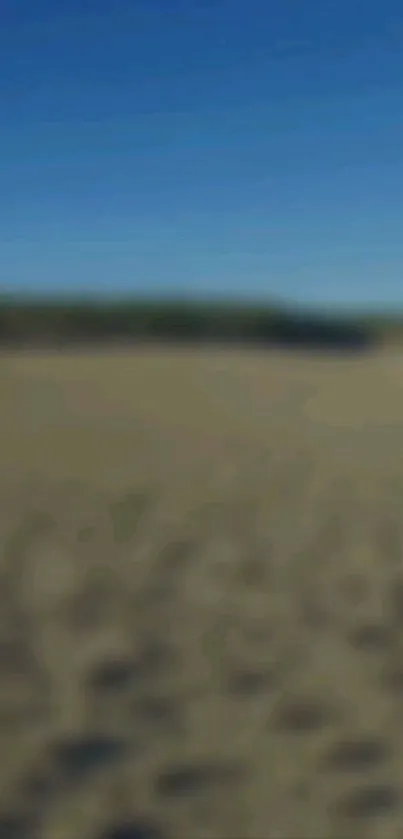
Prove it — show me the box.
[0,295,399,352]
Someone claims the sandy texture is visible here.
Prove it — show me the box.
[1,347,403,838]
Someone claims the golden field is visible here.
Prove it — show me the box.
[2,346,403,838]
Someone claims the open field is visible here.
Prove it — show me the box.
[2,347,403,838]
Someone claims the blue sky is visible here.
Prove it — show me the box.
[1,0,403,310]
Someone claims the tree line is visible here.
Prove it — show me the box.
[0,296,388,352]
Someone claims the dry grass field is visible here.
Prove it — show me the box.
[2,346,403,838]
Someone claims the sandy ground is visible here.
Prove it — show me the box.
[1,347,403,838]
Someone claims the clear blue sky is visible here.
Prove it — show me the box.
[2,0,403,310]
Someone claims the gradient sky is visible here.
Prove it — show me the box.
[1,0,403,310]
